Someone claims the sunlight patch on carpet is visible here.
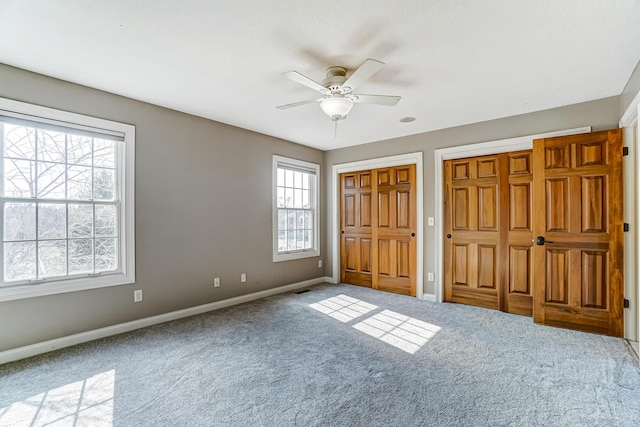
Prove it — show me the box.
[353,310,441,354]
[0,369,115,426]
[309,294,378,322]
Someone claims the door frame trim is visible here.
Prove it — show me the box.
[433,127,591,303]
[620,96,639,350]
[331,152,424,300]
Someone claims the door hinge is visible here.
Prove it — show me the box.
[623,146,629,156]
[624,223,630,232]
[624,298,630,309]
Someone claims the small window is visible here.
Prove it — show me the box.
[273,155,319,262]
[0,97,135,301]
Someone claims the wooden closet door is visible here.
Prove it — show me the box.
[340,171,373,288]
[505,151,534,316]
[444,156,503,309]
[532,129,624,336]
[374,165,417,296]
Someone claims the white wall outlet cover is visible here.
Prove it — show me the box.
[241,273,247,283]
[428,217,434,226]
[427,273,434,282]
[134,289,143,302]
[319,260,323,268]
[214,277,220,287]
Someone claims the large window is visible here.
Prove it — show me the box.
[273,155,319,262]
[0,97,135,301]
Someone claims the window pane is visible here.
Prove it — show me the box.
[3,202,36,241]
[37,162,66,199]
[302,173,309,190]
[67,135,93,165]
[68,239,93,274]
[68,204,93,238]
[95,238,117,272]
[4,158,35,198]
[278,231,286,251]
[277,209,286,231]
[95,205,117,237]
[67,165,92,200]
[294,171,302,189]
[38,203,66,239]
[4,124,35,160]
[285,188,294,208]
[302,190,310,208]
[287,210,296,231]
[93,139,115,168]
[277,187,285,208]
[294,189,302,208]
[94,168,115,201]
[304,230,313,249]
[277,168,284,187]
[4,241,36,281]
[296,210,304,229]
[285,169,293,187]
[304,211,312,229]
[287,229,295,251]
[38,240,67,277]
[296,230,304,249]
[37,129,66,163]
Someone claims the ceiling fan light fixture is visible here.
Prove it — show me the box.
[320,97,353,120]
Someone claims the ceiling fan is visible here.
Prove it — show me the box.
[276,59,401,121]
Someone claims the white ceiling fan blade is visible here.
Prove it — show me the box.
[282,71,327,93]
[342,59,385,91]
[353,94,401,106]
[276,98,322,109]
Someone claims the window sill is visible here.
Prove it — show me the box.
[273,249,320,263]
[0,273,135,302]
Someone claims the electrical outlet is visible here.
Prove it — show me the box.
[134,289,143,302]
[427,272,434,282]
[214,277,220,288]
[428,217,434,226]
[318,260,323,268]
[241,273,247,283]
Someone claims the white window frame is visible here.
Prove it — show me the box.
[272,155,320,262]
[0,97,135,302]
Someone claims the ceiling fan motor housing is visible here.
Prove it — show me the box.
[323,66,348,92]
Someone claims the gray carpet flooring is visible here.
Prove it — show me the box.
[1,282,639,426]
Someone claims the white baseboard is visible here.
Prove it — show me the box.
[0,277,328,365]
[422,294,436,302]
[324,275,339,284]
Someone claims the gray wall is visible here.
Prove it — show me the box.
[324,96,622,295]
[622,59,640,115]
[0,64,325,351]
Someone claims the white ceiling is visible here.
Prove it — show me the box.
[1,1,639,151]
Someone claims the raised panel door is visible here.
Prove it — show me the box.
[374,166,416,296]
[340,171,373,288]
[444,155,501,310]
[533,129,623,336]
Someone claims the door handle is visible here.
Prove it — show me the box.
[411,233,416,237]
[446,234,452,239]
[341,230,344,234]
[535,236,554,246]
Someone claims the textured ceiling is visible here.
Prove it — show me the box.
[1,0,639,150]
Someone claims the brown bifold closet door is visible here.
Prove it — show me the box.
[444,151,534,316]
[532,129,624,336]
[374,165,417,296]
[340,165,417,296]
[443,155,504,310]
[340,170,374,288]
[505,151,534,316]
